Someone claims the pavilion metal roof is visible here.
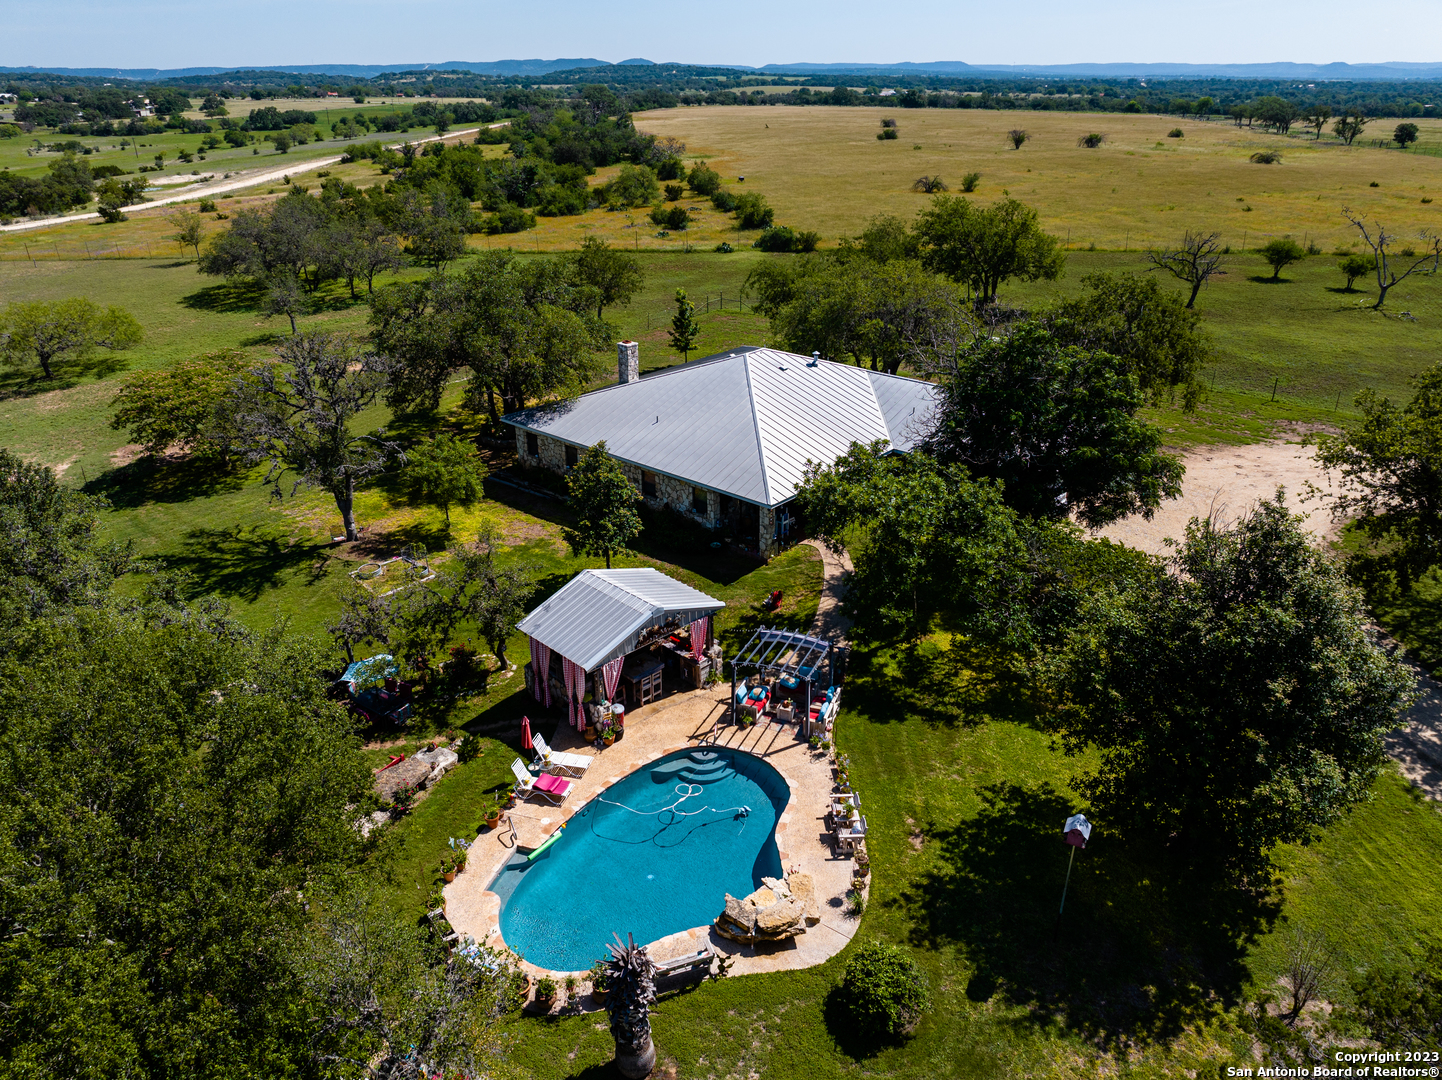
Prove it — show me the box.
[515,568,724,673]
[503,347,939,508]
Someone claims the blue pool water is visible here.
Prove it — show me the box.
[495,748,788,971]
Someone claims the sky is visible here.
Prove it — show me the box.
[4,0,1442,70]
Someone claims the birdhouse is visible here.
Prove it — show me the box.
[1063,813,1092,849]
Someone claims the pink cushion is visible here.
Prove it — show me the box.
[535,772,571,795]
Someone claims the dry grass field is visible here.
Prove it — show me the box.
[608,106,1442,252]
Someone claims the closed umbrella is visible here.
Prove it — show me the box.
[520,716,533,752]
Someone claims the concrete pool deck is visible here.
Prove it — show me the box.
[443,685,863,988]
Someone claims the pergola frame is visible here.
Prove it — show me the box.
[728,625,832,737]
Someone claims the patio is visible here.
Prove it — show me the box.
[442,684,864,986]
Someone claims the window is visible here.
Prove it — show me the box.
[565,444,578,469]
[641,470,657,498]
[692,487,708,515]
[525,432,539,457]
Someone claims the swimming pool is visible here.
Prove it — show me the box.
[494,748,789,971]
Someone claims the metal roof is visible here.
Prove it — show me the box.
[516,568,725,673]
[504,347,939,508]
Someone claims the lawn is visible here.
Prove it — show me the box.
[481,637,1442,1079]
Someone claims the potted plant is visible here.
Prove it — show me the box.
[600,718,616,747]
[484,800,502,829]
[808,733,822,751]
[589,960,610,1003]
[455,846,468,873]
[563,974,577,1005]
[854,850,870,879]
[535,976,557,1009]
[428,887,445,912]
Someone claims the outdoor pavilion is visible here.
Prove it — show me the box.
[516,568,725,729]
[728,626,835,738]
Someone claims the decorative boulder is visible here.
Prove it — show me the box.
[714,872,817,943]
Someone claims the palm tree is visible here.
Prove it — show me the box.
[606,934,658,1078]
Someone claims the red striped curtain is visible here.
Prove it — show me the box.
[601,656,625,702]
[562,657,588,728]
[528,638,551,708]
[688,617,709,662]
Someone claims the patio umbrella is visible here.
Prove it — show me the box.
[520,715,533,752]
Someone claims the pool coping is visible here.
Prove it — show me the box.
[441,687,866,1001]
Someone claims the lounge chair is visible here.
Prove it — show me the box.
[531,732,592,777]
[511,757,573,806]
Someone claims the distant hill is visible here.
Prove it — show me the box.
[753,60,1442,80]
[0,59,611,80]
[3,58,1442,83]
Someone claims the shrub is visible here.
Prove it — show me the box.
[960,171,981,192]
[753,225,818,253]
[1168,128,1184,138]
[663,183,683,202]
[910,175,948,193]
[1077,132,1107,148]
[1250,150,1283,164]
[1348,944,1442,1048]
[710,189,737,212]
[456,734,481,764]
[1370,180,1380,187]
[733,191,774,229]
[605,163,659,209]
[649,204,689,230]
[880,118,897,128]
[1260,237,1307,279]
[97,203,127,223]
[841,943,929,1039]
[714,241,734,253]
[687,162,722,196]
[481,204,537,234]
[877,128,899,141]
[654,156,685,181]
[198,197,217,213]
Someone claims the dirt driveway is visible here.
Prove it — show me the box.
[1096,438,1442,800]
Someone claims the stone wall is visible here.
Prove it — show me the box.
[515,428,780,545]
[515,430,571,473]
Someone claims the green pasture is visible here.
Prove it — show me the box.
[0,96,492,184]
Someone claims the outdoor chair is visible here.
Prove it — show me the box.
[531,732,592,778]
[835,814,868,855]
[510,757,574,806]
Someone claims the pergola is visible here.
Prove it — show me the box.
[728,625,833,737]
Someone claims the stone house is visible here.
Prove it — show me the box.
[503,342,939,556]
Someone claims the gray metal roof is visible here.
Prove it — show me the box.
[504,347,940,508]
[516,568,725,673]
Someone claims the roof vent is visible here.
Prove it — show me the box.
[809,351,820,366]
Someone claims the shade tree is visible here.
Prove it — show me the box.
[1260,237,1307,280]
[109,348,253,463]
[573,235,646,320]
[913,195,1064,305]
[1041,495,1412,878]
[923,321,1184,528]
[0,297,142,380]
[228,331,399,541]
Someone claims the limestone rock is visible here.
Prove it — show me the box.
[788,873,821,925]
[755,899,805,934]
[713,873,811,943]
[375,755,431,803]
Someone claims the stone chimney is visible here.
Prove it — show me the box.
[617,340,639,385]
